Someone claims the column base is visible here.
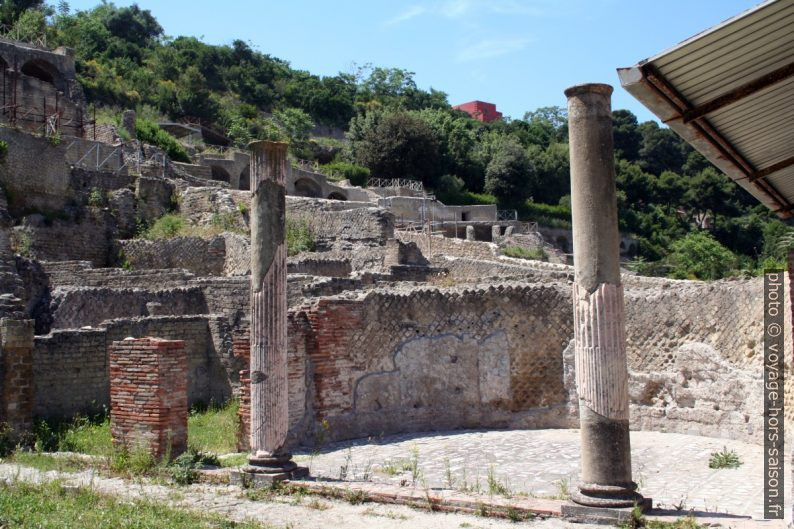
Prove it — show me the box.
[229,452,309,488]
[562,498,652,525]
[570,481,648,508]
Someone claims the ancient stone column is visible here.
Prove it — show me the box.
[465,225,476,241]
[564,84,645,509]
[243,140,298,482]
[491,225,501,242]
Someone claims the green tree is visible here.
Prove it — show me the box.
[350,110,440,184]
[666,231,737,280]
[484,138,532,205]
[611,109,641,162]
[0,0,48,27]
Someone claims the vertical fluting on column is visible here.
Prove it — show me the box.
[565,83,644,508]
[247,140,295,474]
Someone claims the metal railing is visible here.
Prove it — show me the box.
[366,178,424,192]
[67,141,168,177]
[497,209,518,221]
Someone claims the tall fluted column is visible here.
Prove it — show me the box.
[245,140,295,478]
[564,84,646,509]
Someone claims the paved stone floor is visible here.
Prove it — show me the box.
[294,429,790,521]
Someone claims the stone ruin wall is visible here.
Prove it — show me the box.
[275,276,785,447]
[21,257,787,447]
[33,314,241,421]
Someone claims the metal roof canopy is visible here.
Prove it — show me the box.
[618,0,794,219]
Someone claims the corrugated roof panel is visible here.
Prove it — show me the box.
[651,1,794,105]
[764,166,794,200]
[620,0,794,217]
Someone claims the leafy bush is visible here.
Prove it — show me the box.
[0,422,17,457]
[321,161,369,186]
[141,213,184,240]
[666,231,737,280]
[135,118,190,163]
[109,445,156,475]
[503,246,548,262]
[708,446,742,469]
[518,200,572,229]
[286,217,316,256]
[88,187,105,207]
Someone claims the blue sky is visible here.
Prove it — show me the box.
[63,0,760,123]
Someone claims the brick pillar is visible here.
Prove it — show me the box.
[234,324,251,452]
[0,318,34,434]
[109,337,188,460]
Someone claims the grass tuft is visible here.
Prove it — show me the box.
[708,446,742,469]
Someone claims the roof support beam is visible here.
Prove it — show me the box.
[749,155,794,183]
[682,61,794,123]
[631,64,793,217]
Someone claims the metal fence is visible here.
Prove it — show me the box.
[497,209,518,221]
[366,178,424,192]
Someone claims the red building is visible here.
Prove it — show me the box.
[452,100,503,123]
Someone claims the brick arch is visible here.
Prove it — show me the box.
[293,177,322,198]
[210,165,231,183]
[239,166,250,191]
[20,58,64,90]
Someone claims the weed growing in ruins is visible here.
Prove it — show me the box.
[0,422,19,457]
[210,212,239,232]
[307,497,330,510]
[708,446,742,469]
[345,489,369,505]
[10,230,31,257]
[338,448,353,480]
[31,414,112,456]
[46,131,62,146]
[444,457,455,488]
[486,466,510,497]
[187,399,239,455]
[167,449,220,485]
[237,202,248,215]
[0,140,7,161]
[0,479,262,528]
[88,187,105,208]
[502,246,548,261]
[109,445,157,476]
[286,217,316,256]
[143,213,185,239]
[553,477,570,500]
[362,507,408,520]
[407,444,421,484]
[10,452,91,473]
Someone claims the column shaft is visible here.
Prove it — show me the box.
[249,141,290,460]
[565,83,643,508]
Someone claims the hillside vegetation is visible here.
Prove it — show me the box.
[5,1,790,279]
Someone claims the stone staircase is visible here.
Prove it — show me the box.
[0,230,26,318]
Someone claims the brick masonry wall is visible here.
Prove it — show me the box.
[109,337,188,459]
[33,315,239,420]
[397,231,498,262]
[119,237,226,276]
[48,286,208,330]
[0,319,34,433]
[237,275,789,447]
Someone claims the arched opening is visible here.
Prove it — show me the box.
[327,192,347,201]
[210,165,231,183]
[0,57,8,71]
[293,178,322,198]
[239,166,250,191]
[20,59,62,89]
[556,236,569,253]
